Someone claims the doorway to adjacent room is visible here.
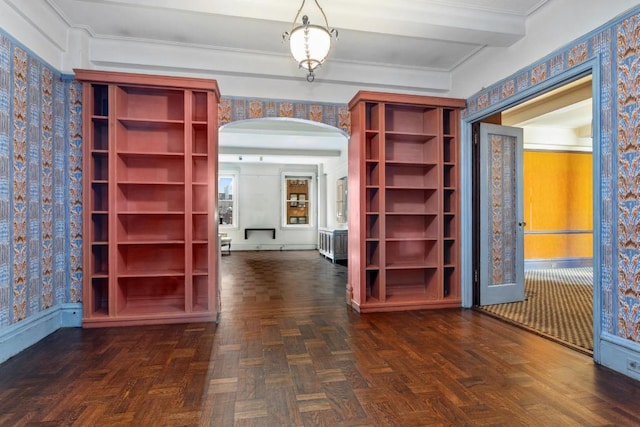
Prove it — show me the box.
[472,75,595,354]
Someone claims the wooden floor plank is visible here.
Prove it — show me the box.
[0,250,639,426]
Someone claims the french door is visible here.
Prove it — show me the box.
[478,123,525,305]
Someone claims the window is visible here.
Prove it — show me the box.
[282,173,315,227]
[218,173,237,228]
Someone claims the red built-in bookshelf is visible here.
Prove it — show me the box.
[347,91,465,313]
[77,69,220,327]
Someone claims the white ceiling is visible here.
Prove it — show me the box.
[503,75,593,150]
[42,0,549,88]
[513,99,592,129]
[25,0,559,163]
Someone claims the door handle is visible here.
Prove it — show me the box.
[518,221,527,227]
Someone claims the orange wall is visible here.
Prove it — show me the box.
[523,151,592,259]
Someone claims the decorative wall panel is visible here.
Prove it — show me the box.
[13,46,27,321]
[488,134,517,286]
[0,35,10,327]
[53,73,66,305]
[67,80,82,303]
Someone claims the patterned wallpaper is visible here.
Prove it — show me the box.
[616,15,640,342]
[0,30,81,328]
[218,96,351,135]
[466,7,640,344]
[488,134,517,286]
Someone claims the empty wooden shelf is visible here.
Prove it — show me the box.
[347,91,464,312]
[77,69,220,327]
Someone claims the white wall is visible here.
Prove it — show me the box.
[219,162,318,251]
[450,0,640,99]
[320,149,348,230]
[522,126,592,152]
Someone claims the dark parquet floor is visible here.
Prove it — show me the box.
[1,250,639,426]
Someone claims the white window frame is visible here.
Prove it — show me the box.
[281,171,315,228]
[218,171,239,229]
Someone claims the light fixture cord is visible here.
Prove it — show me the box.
[290,0,306,33]
[313,0,330,28]
[289,0,331,31]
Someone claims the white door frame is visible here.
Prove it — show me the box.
[459,58,602,361]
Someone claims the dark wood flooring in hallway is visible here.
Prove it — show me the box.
[1,250,639,426]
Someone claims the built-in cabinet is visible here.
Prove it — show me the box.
[347,91,465,312]
[77,70,220,327]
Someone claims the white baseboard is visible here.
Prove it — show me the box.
[525,257,593,270]
[0,303,82,364]
[599,333,640,381]
[227,244,317,252]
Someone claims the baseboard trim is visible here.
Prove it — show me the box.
[227,244,317,252]
[0,303,82,364]
[525,257,593,270]
[599,333,640,381]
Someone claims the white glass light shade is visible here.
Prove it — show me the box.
[289,24,331,72]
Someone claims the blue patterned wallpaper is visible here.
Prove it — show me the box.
[616,15,640,342]
[466,6,640,344]
[219,96,351,134]
[0,29,80,328]
[488,134,517,286]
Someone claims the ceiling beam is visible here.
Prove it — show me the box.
[75,0,529,47]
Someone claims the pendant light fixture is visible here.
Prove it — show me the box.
[283,0,337,82]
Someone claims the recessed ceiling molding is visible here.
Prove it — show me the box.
[75,0,528,46]
[328,9,524,47]
[1,0,69,67]
[524,0,550,15]
[85,37,452,92]
[8,0,553,96]
[523,143,592,153]
[4,0,69,50]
